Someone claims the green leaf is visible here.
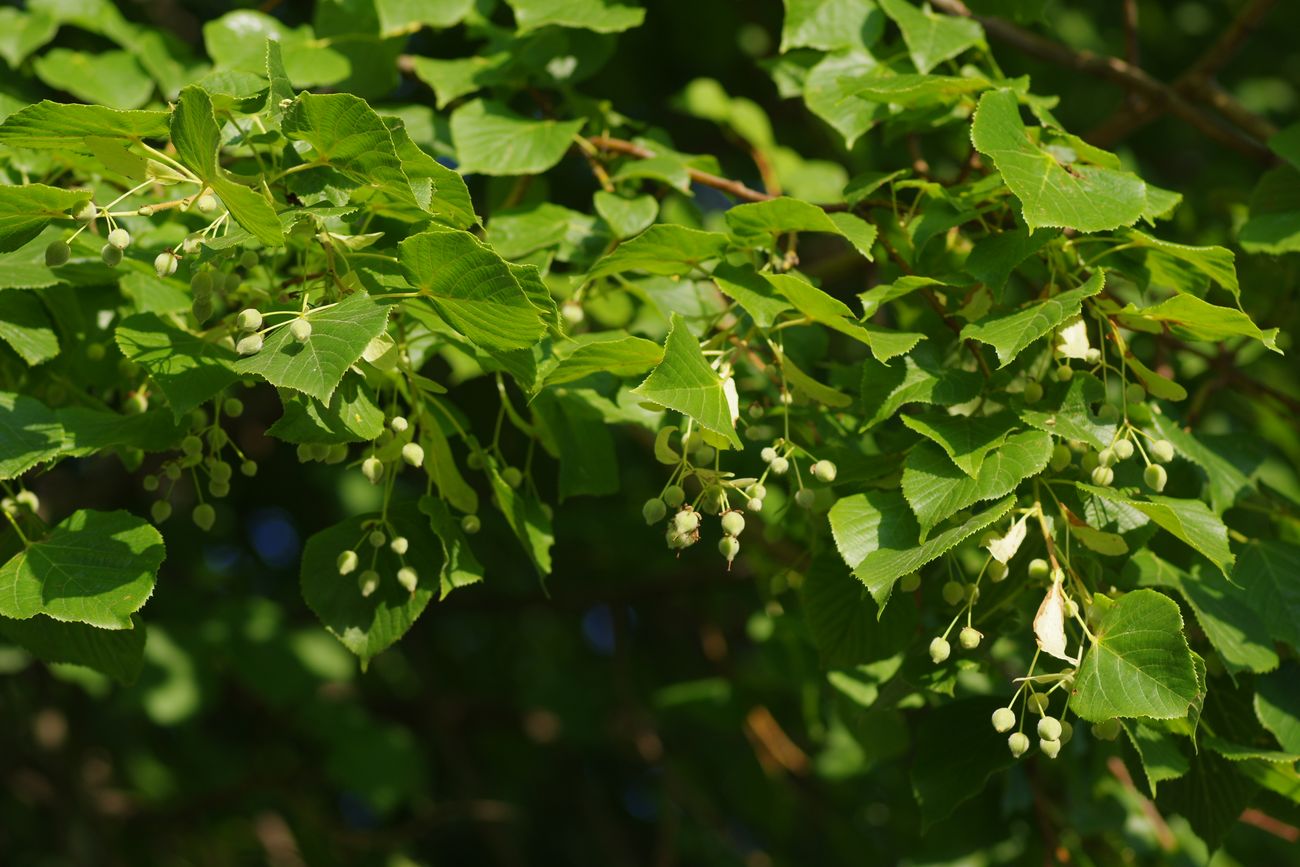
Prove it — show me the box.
[1239,165,1300,255]
[1126,550,1278,678]
[407,52,513,110]
[487,465,554,576]
[878,0,984,73]
[0,509,165,630]
[299,508,438,664]
[588,224,730,280]
[0,612,146,685]
[417,496,484,600]
[399,228,544,351]
[1124,230,1239,300]
[115,313,240,419]
[0,101,169,151]
[801,552,915,668]
[710,262,795,328]
[855,72,990,108]
[533,389,620,499]
[1233,541,1300,650]
[0,184,92,253]
[971,89,1147,232]
[859,350,985,429]
[203,10,348,89]
[632,313,741,448]
[803,50,887,147]
[450,99,585,176]
[539,331,663,388]
[829,490,1015,608]
[420,415,478,516]
[1019,372,1118,450]
[911,698,1015,827]
[1078,484,1234,576]
[781,0,884,52]
[963,226,1059,293]
[902,430,1052,533]
[383,116,479,229]
[487,202,587,259]
[265,377,385,445]
[960,269,1104,367]
[1121,721,1191,795]
[211,177,285,246]
[1117,294,1279,353]
[1254,664,1300,753]
[507,0,646,33]
[0,8,58,68]
[0,290,59,365]
[33,48,153,110]
[1156,750,1259,851]
[234,292,391,403]
[725,197,876,260]
[778,350,853,408]
[900,410,1018,478]
[1150,414,1255,514]
[0,391,64,480]
[1072,589,1200,722]
[769,273,921,361]
[593,191,658,239]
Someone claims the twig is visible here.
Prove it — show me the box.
[586,135,775,203]
[929,0,1275,163]
[1108,756,1176,851]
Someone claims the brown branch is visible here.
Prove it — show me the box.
[1108,756,1176,851]
[587,136,775,203]
[929,0,1275,163]
[1240,808,1300,842]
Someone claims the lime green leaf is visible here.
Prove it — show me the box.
[0,101,169,151]
[588,224,730,280]
[1121,720,1191,794]
[0,184,92,253]
[33,49,154,110]
[960,269,1104,366]
[1239,165,1300,255]
[1233,541,1300,650]
[234,292,391,403]
[902,429,1052,533]
[1255,664,1300,753]
[0,612,146,684]
[972,89,1146,232]
[1118,294,1279,353]
[407,52,513,109]
[420,415,478,516]
[633,313,741,448]
[777,350,853,408]
[204,10,348,89]
[1125,230,1239,299]
[300,509,438,664]
[115,313,240,418]
[803,50,887,147]
[417,496,484,599]
[901,410,1018,478]
[377,0,475,33]
[264,38,295,116]
[781,0,884,51]
[829,490,1015,608]
[384,116,478,229]
[265,378,385,444]
[711,262,795,328]
[963,226,1059,292]
[0,392,65,481]
[860,350,984,429]
[1079,484,1234,576]
[0,290,59,365]
[399,229,544,351]
[855,72,990,108]
[450,99,584,176]
[507,0,645,33]
[1149,415,1254,515]
[878,0,984,73]
[540,331,664,388]
[0,509,165,630]
[487,465,554,576]
[210,176,285,246]
[768,273,920,361]
[725,196,876,260]
[0,8,58,68]
[593,191,658,239]
[1127,550,1278,678]
[1073,589,1199,722]
[1019,372,1118,450]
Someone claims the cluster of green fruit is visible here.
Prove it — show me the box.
[992,698,1073,760]
[336,523,419,597]
[143,399,257,530]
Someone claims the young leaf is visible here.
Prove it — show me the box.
[0,290,59,365]
[1072,589,1200,722]
[0,101,169,150]
[450,99,585,176]
[0,184,92,253]
[1078,484,1234,576]
[878,0,984,73]
[725,196,876,260]
[633,313,741,448]
[507,0,646,34]
[539,331,664,389]
[264,378,386,444]
[0,612,147,685]
[417,496,484,599]
[960,269,1104,367]
[588,224,730,280]
[0,509,165,630]
[487,465,554,576]
[115,313,240,418]
[900,410,1018,478]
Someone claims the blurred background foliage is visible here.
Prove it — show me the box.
[1,1,1298,865]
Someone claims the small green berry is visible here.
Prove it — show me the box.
[673,509,701,535]
[325,444,348,465]
[223,271,242,293]
[1113,438,1134,460]
[929,636,951,664]
[358,570,380,597]
[746,498,763,512]
[1085,348,1102,364]
[1097,447,1116,468]
[643,498,667,525]
[1125,382,1146,403]
[1092,719,1122,741]
[1049,442,1072,471]
[1040,738,1062,758]
[1097,404,1119,423]
[401,442,425,468]
[461,514,481,535]
[1008,732,1030,757]
[1090,466,1114,486]
[988,560,1008,582]
[142,474,159,492]
[107,228,131,250]
[992,707,1016,733]
[192,503,216,531]
[941,580,965,606]
[209,461,232,483]
[1055,365,1074,382]
[154,251,178,278]
[1028,558,1050,580]
[958,626,982,650]
[239,250,259,270]
[663,485,685,507]
[397,567,418,593]
[390,416,409,433]
[151,500,172,523]
[164,463,182,481]
[235,308,262,332]
[721,510,746,536]
[337,550,359,575]
[369,529,386,548]
[1038,717,1062,741]
[899,572,921,593]
[223,397,244,418]
[811,460,837,483]
[467,452,484,470]
[45,239,71,267]
[192,296,213,323]
[86,342,106,361]
[236,334,263,355]
[769,456,789,475]
[1144,463,1168,493]
[361,456,384,483]
[1026,692,1049,714]
[760,446,777,463]
[794,488,815,509]
[208,428,229,449]
[290,318,313,342]
[124,392,148,415]
[1059,721,1074,745]
[502,466,523,488]
[101,243,123,266]
[694,444,715,464]
[74,202,97,222]
[1023,381,1044,404]
[718,535,740,563]
[747,483,767,500]
[196,193,218,213]
[390,536,409,555]
[1151,439,1175,463]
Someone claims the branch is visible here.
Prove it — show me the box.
[586,136,775,203]
[929,0,1276,163]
